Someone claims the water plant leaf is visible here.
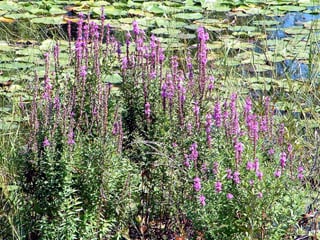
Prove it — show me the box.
[16,48,42,56]
[4,13,37,20]
[31,16,64,25]
[172,12,203,20]
[151,28,181,36]
[104,73,122,84]
[0,1,21,11]
[277,5,306,12]
[0,16,15,23]
[92,6,127,17]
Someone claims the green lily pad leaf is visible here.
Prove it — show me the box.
[204,4,230,12]
[15,56,41,63]
[0,62,33,70]
[173,12,203,20]
[207,42,224,50]
[0,41,15,52]
[144,5,164,14]
[104,73,122,84]
[277,5,306,12]
[49,7,66,15]
[228,26,257,32]
[128,9,153,17]
[155,18,185,28]
[40,39,57,51]
[151,28,181,36]
[25,6,48,15]
[92,6,127,17]
[0,55,11,62]
[91,1,111,7]
[284,27,310,35]
[31,16,64,25]
[4,13,37,19]
[0,1,21,11]
[16,48,42,56]
[252,20,279,26]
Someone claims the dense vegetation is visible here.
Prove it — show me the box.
[0,1,319,239]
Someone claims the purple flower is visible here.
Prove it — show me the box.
[274,169,281,178]
[213,162,219,175]
[249,179,254,186]
[280,152,287,168]
[67,129,75,145]
[189,142,199,161]
[288,144,293,153]
[43,138,50,147]
[145,102,151,120]
[215,181,222,193]
[268,148,275,156]
[246,161,255,171]
[132,20,140,35]
[256,170,263,181]
[233,171,240,184]
[227,193,234,200]
[213,102,222,127]
[208,76,214,91]
[80,65,87,78]
[257,192,263,198]
[193,177,201,192]
[199,195,206,206]
[226,169,233,179]
[298,165,304,180]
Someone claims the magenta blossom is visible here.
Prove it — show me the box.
[227,193,234,200]
[199,195,206,206]
[193,177,201,192]
[215,181,222,193]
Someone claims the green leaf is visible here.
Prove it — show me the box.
[172,12,203,20]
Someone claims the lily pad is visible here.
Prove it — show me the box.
[104,73,122,84]
[151,28,181,36]
[4,13,37,20]
[31,16,65,25]
[172,12,203,20]
[277,5,306,12]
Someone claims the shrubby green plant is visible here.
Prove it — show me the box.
[1,8,310,240]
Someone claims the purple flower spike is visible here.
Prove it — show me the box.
[280,152,287,168]
[199,195,206,206]
[274,169,281,178]
[193,177,201,192]
[227,193,234,200]
[43,138,50,147]
[233,171,240,184]
[215,181,222,193]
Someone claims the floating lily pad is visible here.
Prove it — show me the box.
[104,73,122,84]
[252,20,279,26]
[228,25,258,32]
[172,12,203,20]
[284,27,311,35]
[128,9,153,17]
[151,28,181,36]
[277,5,306,12]
[31,16,64,25]
[0,1,21,11]
[49,7,67,15]
[0,62,33,70]
[4,13,37,20]
[92,6,127,17]
[0,16,15,23]
[16,48,42,56]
